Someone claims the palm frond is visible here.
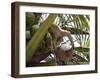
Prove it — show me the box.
[26,14,57,63]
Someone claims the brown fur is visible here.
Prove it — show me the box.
[48,24,74,65]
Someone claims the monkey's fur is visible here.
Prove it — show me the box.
[48,24,74,49]
[26,24,74,66]
[48,24,74,65]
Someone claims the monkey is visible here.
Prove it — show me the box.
[48,24,74,49]
[26,23,74,66]
[48,24,74,65]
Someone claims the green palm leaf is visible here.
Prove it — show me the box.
[26,14,57,63]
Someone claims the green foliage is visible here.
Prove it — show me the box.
[72,15,90,47]
[26,12,35,30]
[26,13,90,66]
[75,47,89,52]
[26,14,57,63]
[57,14,90,64]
